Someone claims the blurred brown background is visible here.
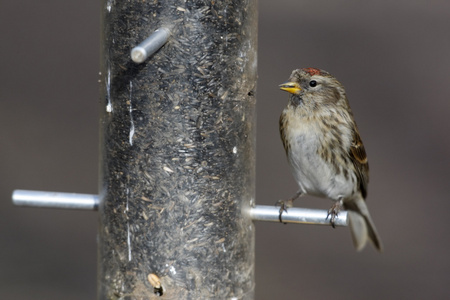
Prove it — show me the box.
[1,0,449,299]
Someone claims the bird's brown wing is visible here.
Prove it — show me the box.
[279,112,289,154]
[349,127,369,198]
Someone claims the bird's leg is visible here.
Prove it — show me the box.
[326,198,343,228]
[276,191,302,223]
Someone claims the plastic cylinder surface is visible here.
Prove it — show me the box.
[98,0,257,299]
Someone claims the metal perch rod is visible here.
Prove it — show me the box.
[12,190,347,226]
[130,27,171,63]
[250,204,347,226]
[12,190,98,210]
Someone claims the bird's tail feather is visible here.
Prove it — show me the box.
[346,198,383,252]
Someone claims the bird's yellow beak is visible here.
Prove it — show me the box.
[279,82,301,94]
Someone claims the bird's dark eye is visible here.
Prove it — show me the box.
[309,80,317,87]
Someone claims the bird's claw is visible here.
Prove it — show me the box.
[326,202,342,228]
[275,199,293,223]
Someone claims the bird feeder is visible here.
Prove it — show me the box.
[98,0,257,298]
[12,0,347,298]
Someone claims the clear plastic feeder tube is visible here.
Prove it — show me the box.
[98,0,257,299]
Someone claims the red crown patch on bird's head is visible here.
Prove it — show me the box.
[302,68,321,76]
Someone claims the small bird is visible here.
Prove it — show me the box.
[278,67,382,252]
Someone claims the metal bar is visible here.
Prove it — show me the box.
[12,190,98,210]
[11,190,347,227]
[250,205,348,227]
[11,191,346,227]
[131,27,171,63]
